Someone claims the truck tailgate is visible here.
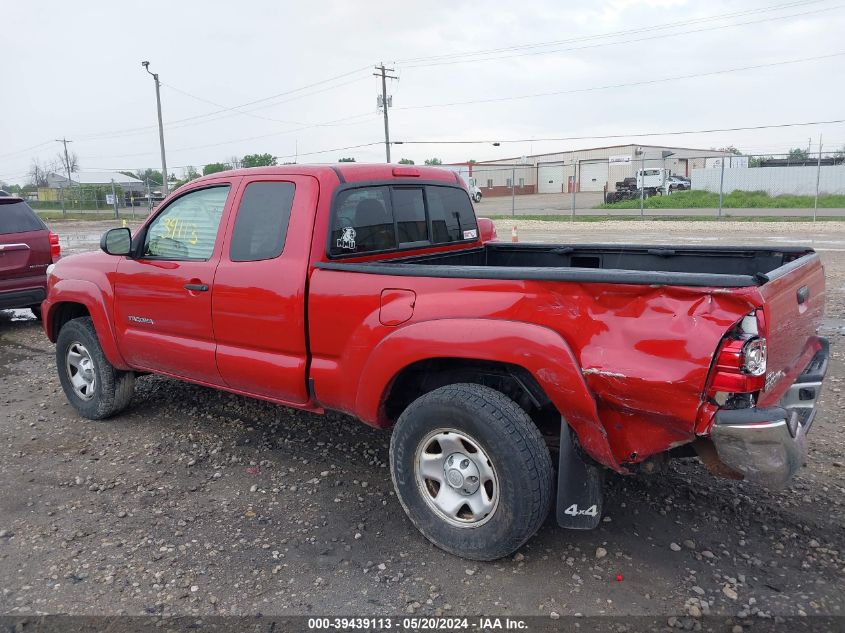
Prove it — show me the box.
[757,253,825,406]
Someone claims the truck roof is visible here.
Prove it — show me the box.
[190,164,463,186]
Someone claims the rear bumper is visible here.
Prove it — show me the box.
[710,339,828,488]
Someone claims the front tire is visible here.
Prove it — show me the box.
[390,383,553,560]
[56,317,135,420]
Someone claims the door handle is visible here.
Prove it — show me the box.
[796,285,809,304]
[184,283,209,292]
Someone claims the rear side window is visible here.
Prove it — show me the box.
[331,187,396,255]
[426,186,478,243]
[0,201,45,234]
[230,182,295,262]
[329,184,476,257]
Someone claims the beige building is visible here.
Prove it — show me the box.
[454,144,731,197]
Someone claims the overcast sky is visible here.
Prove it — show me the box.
[2,0,844,184]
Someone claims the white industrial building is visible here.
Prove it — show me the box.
[453,144,730,197]
[46,170,146,193]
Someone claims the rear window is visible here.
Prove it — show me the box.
[0,201,45,234]
[329,184,476,257]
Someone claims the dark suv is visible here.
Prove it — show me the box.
[0,197,60,318]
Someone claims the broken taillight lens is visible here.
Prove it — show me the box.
[708,311,767,396]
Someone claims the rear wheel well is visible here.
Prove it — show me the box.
[51,302,90,340]
[383,358,560,440]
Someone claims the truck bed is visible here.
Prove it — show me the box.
[318,243,816,288]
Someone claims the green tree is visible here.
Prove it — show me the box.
[718,146,742,155]
[398,158,414,165]
[787,148,809,161]
[203,162,230,176]
[127,168,163,186]
[337,157,356,162]
[424,158,442,165]
[241,153,277,168]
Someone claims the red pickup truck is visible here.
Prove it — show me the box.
[42,164,827,560]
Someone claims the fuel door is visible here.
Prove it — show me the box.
[379,289,416,326]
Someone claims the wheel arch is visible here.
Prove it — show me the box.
[45,279,129,370]
[356,318,620,471]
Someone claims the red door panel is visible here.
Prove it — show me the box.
[113,259,221,383]
[212,175,318,404]
[113,181,238,384]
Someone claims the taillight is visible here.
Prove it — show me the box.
[708,311,767,396]
[49,232,61,262]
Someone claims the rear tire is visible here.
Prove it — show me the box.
[56,317,135,420]
[390,383,553,560]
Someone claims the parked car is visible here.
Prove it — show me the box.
[667,176,691,191]
[42,164,827,560]
[1,196,60,318]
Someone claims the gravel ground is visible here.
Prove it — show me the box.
[0,220,843,623]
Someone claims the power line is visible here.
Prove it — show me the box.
[74,67,373,142]
[0,140,57,161]
[398,3,841,69]
[395,0,825,65]
[77,111,382,161]
[394,51,845,111]
[274,141,383,161]
[394,118,845,145]
[84,141,385,169]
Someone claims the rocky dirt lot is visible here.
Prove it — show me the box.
[0,220,843,625]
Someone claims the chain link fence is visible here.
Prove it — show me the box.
[27,184,158,219]
[22,155,845,221]
[458,152,845,220]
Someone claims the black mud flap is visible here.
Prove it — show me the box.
[556,419,604,529]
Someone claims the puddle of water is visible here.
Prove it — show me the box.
[1,308,37,322]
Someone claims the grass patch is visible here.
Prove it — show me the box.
[598,190,845,210]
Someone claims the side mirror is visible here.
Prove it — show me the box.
[100,227,132,256]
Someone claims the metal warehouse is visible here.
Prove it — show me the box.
[453,144,731,196]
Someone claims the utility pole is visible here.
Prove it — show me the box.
[55,138,73,183]
[110,180,119,219]
[374,63,397,163]
[55,138,73,216]
[813,133,822,223]
[142,61,169,196]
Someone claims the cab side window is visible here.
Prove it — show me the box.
[330,187,396,256]
[328,184,477,257]
[230,182,295,262]
[144,186,230,260]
